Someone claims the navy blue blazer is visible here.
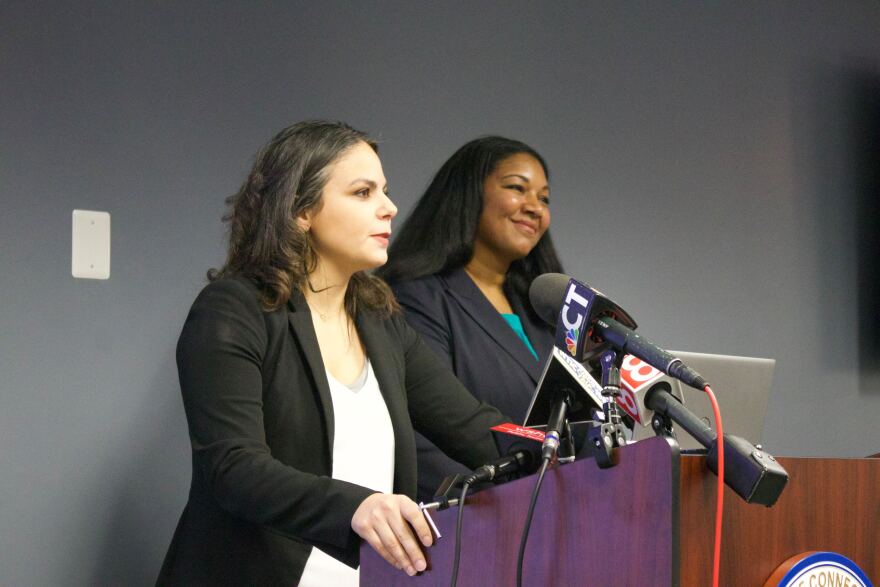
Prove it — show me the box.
[157,276,504,585]
[390,269,555,501]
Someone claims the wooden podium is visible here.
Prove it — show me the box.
[360,437,879,586]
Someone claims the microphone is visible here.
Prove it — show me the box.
[540,391,571,460]
[643,381,714,446]
[593,317,708,390]
[491,427,543,475]
[529,273,708,390]
[432,432,542,504]
[530,273,637,362]
[616,354,668,427]
[644,383,788,506]
[465,450,534,484]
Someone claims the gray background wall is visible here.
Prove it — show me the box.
[2,2,879,584]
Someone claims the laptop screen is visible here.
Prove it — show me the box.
[629,351,775,451]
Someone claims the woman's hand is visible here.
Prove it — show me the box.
[351,493,434,576]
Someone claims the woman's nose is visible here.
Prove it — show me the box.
[380,193,397,219]
[522,193,544,217]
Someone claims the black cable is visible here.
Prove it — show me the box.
[449,480,471,587]
[562,419,576,460]
[516,458,551,587]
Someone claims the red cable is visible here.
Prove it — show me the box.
[704,384,723,587]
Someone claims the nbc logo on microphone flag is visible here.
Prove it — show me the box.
[565,328,579,355]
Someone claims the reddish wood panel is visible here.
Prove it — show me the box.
[679,455,880,586]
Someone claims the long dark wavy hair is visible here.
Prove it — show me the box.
[209,120,397,316]
[377,136,563,312]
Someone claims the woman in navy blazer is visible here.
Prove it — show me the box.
[158,122,504,585]
[378,137,565,501]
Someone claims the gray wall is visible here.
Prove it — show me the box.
[2,2,879,584]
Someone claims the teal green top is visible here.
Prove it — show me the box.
[501,313,539,360]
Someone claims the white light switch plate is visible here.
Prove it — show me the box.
[72,210,111,279]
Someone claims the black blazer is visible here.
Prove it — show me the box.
[390,270,555,501]
[157,276,503,585]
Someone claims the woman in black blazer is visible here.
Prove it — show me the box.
[378,137,565,501]
[158,122,505,585]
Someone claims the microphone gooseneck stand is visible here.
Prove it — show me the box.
[587,350,628,468]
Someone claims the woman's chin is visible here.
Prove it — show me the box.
[501,247,535,265]
[357,254,388,273]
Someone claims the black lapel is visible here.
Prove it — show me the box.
[443,270,544,384]
[287,292,335,453]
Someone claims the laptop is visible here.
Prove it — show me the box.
[628,351,776,451]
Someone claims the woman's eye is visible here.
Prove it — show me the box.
[505,184,525,193]
[539,195,551,205]
[355,188,370,198]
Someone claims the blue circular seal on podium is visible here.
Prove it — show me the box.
[764,551,873,587]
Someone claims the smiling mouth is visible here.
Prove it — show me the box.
[512,220,538,235]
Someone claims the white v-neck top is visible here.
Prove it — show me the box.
[298,358,395,587]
